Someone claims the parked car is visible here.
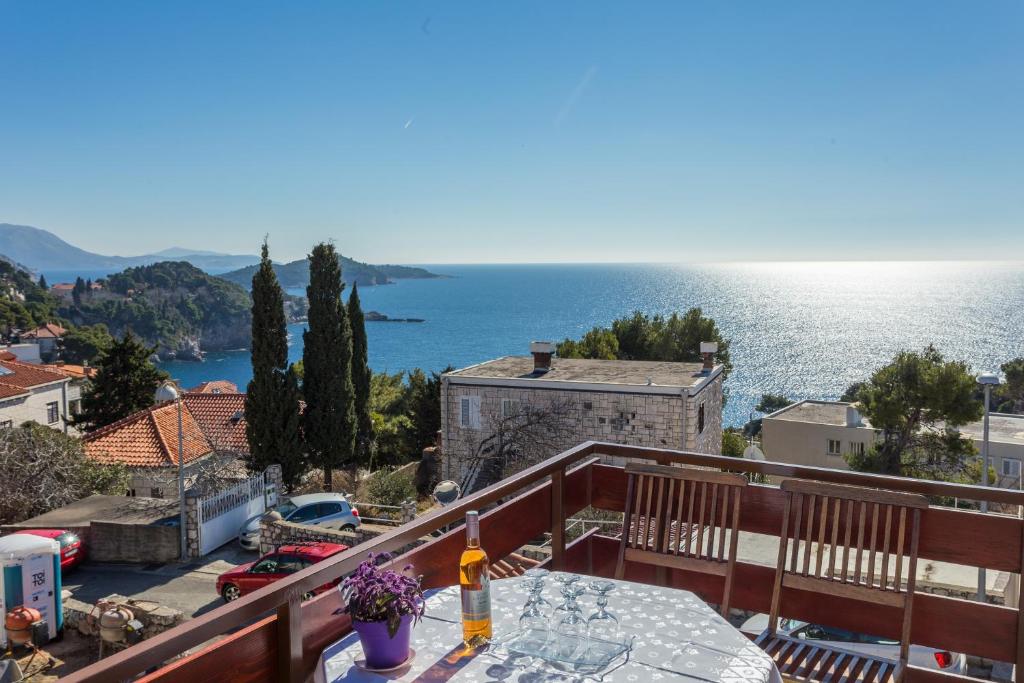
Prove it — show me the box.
[740,615,966,674]
[216,542,349,602]
[238,493,360,550]
[13,529,85,572]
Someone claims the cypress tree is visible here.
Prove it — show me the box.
[348,282,373,465]
[73,331,169,431]
[38,274,48,290]
[302,243,356,491]
[244,240,305,487]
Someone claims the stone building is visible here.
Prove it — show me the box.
[441,342,725,492]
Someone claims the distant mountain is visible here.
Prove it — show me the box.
[0,224,260,274]
[219,256,443,290]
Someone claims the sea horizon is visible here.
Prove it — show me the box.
[149,260,1024,429]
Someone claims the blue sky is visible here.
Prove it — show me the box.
[1,2,1022,264]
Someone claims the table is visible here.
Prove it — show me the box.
[318,572,782,683]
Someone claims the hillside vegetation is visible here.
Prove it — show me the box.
[60,261,294,360]
[0,258,61,333]
[219,255,441,290]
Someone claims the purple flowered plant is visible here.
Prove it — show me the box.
[341,553,424,638]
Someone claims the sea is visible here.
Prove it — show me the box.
[42,262,1024,428]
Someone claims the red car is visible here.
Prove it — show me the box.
[13,529,85,572]
[216,542,349,603]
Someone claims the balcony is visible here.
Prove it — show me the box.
[63,442,1024,683]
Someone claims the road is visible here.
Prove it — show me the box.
[62,545,258,618]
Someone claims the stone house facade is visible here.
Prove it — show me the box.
[0,358,71,432]
[441,342,725,491]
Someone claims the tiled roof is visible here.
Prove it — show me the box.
[22,323,67,339]
[0,351,16,361]
[51,283,75,291]
[183,393,248,452]
[0,360,69,395]
[40,363,98,380]
[83,393,248,468]
[190,380,240,394]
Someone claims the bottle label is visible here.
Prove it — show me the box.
[461,575,491,621]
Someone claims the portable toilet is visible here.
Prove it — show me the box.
[0,534,62,647]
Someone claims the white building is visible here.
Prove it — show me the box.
[761,400,1024,487]
[0,358,72,432]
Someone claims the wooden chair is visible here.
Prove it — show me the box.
[755,479,928,683]
[615,463,747,616]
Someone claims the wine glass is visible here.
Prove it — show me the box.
[586,580,621,658]
[522,576,552,616]
[553,585,588,660]
[552,574,581,615]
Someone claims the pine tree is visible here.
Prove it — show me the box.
[38,274,48,290]
[244,240,306,488]
[73,331,169,431]
[348,282,373,464]
[302,243,356,491]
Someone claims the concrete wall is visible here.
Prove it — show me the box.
[441,376,725,482]
[259,516,426,557]
[762,415,1024,487]
[0,380,69,432]
[88,521,180,564]
[761,418,871,470]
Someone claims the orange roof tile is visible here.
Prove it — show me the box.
[183,393,248,452]
[40,363,98,380]
[21,323,67,339]
[190,380,239,394]
[83,393,248,468]
[0,360,69,389]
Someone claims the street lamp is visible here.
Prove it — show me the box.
[975,371,1002,603]
[155,380,188,562]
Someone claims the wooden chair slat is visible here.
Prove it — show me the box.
[880,504,893,590]
[816,495,829,577]
[616,464,746,617]
[867,503,880,588]
[803,494,816,576]
[758,479,923,683]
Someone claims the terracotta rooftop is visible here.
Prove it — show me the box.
[84,393,248,468]
[190,380,240,394]
[41,363,98,380]
[0,359,69,399]
[21,323,67,339]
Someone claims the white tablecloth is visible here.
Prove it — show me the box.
[317,572,782,683]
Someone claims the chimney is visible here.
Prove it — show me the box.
[530,341,555,374]
[846,404,863,428]
[699,341,718,373]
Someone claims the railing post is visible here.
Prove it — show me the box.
[277,593,303,682]
[551,467,565,570]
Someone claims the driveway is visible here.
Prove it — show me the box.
[63,545,258,618]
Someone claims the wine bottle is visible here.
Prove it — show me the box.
[459,510,492,646]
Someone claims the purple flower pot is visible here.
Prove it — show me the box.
[352,615,413,670]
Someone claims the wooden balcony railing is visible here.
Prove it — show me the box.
[62,442,1024,683]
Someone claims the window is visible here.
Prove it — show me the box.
[151,488,162,498]
[69,399,82,415]
[46,401,59,424]
[458,396,480,429]
[697,403,706,434]
[501,398,520,418]
[288,505,320,523]
[1002,458,1021,478]
[275,555,306,574]
[849,442,866,457]
[827,439,842,456]
[317,502,343,516]
[250,556,281,574]
[0,420,12,430]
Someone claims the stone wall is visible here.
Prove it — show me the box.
[64,593,185,644]
[441,374,726,483]
[259,516,426,557]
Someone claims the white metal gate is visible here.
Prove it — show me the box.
[197,470,278,556]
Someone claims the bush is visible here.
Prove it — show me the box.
[363,469,417,508]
